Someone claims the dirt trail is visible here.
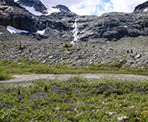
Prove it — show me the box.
[1,74,148,84]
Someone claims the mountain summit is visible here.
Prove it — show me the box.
[16,0,47,14]
[53,5,71,12]
[134,1,148,12]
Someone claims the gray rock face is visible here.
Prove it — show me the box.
[76,11,148,41]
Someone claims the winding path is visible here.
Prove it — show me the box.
[1,73,148,85]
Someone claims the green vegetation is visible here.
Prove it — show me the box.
[130,54,136,59]
[0,72,11,80]
[63,42,76,51]
[1,77,148,121]
[63,42,73,48]
[67,47,76,51]
[18,41,26,50]
[1,59,148,81]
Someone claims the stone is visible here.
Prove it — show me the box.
[135,54,142,59]
[42,60,46,63]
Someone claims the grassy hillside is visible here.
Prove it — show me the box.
[0,59,148,81]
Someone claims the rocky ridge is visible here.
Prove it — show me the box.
[1,0,148,41]
[134,1,148,12]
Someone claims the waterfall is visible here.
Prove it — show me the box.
[71,19,78,44]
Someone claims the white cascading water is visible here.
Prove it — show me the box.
[71,19,79,44]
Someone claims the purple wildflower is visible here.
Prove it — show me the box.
[65,107,73,112]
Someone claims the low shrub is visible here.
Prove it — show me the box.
[63,42,73,48]
[0,72,11,80]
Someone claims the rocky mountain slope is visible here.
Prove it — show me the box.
[1,0,148,66]
[1,0,148,41]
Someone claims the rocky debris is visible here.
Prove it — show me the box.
[0,27,148,67]
[135,54,142,59]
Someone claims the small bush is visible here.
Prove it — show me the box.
[18,41,26,50]
[0,72,11,80]
[67,47,76,51]
[109,60,126,68]
[68,76,85,83]
[63,43,72,48]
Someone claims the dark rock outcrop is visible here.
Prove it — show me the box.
[134,1,148,12]
[76,8,148,41]
[0,0,19,6]
[48,4,77,20]
[0,1,45,32]
[53,5,71,12]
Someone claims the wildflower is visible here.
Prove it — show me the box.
[56,106,60,110]
[102,101,106,105]
[129,106,134,108]
[107,112,116,116]
[117,116,128,121]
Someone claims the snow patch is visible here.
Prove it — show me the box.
[107,112,116,116]
[20,5,60,16]
[124,25,128,28]
[21,5,43,16]
[7,26,28,34]
[14,0,19,2]
[44,5,60,15]
[144,8,148,12]
[117,116,128,121]
[36,29,45,35]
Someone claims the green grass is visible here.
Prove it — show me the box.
[0,59,148,81]
[1,77,148,121]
